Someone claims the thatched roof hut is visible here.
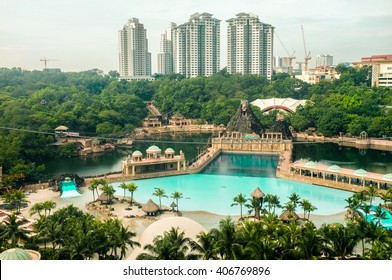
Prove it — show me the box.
[251,187,265,199]
[170,201,177,211]
[97,193,116,204]
[142,199,159,216]
[279,210,299,223]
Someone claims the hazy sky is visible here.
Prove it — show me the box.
[1,0,391,73]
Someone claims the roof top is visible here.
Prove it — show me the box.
[132,150,143,156]
[165,148,175,153]
[142,199,159,213]
[146,145,161,153]
[55,125,69,131]
[0,248,33,260]
[251,187,265,198]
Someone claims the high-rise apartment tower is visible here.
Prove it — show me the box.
[173,13,220,78]
[118,18,152,79]
[157,23,177,75]
[227,13,274,80]
[316,54,333,67]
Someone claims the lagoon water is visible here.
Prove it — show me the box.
[110,153,361,216]
[111,173,354,216]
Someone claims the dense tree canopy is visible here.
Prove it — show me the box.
[0,66,391,184]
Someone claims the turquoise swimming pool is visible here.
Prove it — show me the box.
[356,205,392,230]
[112,173,362,216]
[61,179,81,198]
[111,153,381,216]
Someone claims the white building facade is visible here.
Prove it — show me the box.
[315,54,333,67]
[173,13,220,78]
[353,54,392,87]
[227,13,274,80]
[118,18,152,79]
[157,23,177,75]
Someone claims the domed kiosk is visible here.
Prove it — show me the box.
[122,146,186,177]
[0,248,41,260]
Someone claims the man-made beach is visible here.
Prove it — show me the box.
[17,186,346,259]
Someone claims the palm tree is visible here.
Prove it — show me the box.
[380,192,392,207]
[353,190,369,205]
[320,223,359,259]
[0,213,30,247]
[365,185,378,206]
[117,223,140,259]
[3,188,29,214]
[153,187,168,211]
[282,201,297,222]
[127,182,138,205]
[171,191,183,212]
[137,227,198,260]
[288,192,301,211]
[103,219,140,259]
[297,222,324,259]
[100,182,115,204]
[231,193,247,219]
[191,231,218,260]
[119,182,128,201]
[300,199,318,220]
[245,197,262,220]
[263,194,274,213]
[88,179,102,202]
[270,195,281,214]
[211,218,239,260]
[29,202,45,218]
[42,200,56,216]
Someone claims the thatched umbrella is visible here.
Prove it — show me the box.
[97,193,115,205]
[279,210,299,223]
[251,187,265,220]
[251,187,265,199]
[142,199,159,216]
[170,201,177,212]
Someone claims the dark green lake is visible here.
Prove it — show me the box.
[42,135,392,177]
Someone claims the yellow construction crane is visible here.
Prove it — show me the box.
[301,25,311,71]
[275,32,296,77]
[40,57,58,70]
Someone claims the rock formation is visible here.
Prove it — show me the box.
[226,100,264,135]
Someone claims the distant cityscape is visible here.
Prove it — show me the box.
[118,12,392,87]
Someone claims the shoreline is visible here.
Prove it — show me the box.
[13,186,348,259]
[18,186,347,233]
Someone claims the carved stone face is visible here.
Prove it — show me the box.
[241,100,248,111]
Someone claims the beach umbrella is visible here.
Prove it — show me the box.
[328,165,341,172]
[354,169,368,176]
[304,161,317,168]
[382,173,392,181]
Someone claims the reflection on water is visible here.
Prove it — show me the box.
[293,143,392,174]
[41,137,392,177]
[201,153,278,177]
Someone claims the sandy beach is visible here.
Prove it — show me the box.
[15,186,346,259]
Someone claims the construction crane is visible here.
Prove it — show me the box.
[40,57,58,70]
[301,25,311,71]
[275,32,296,77]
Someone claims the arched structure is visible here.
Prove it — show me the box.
[251,98,308,114]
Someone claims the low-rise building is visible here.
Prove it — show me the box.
[352,54,392,87]
[122,146,186,176]
[295,66,340,84]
